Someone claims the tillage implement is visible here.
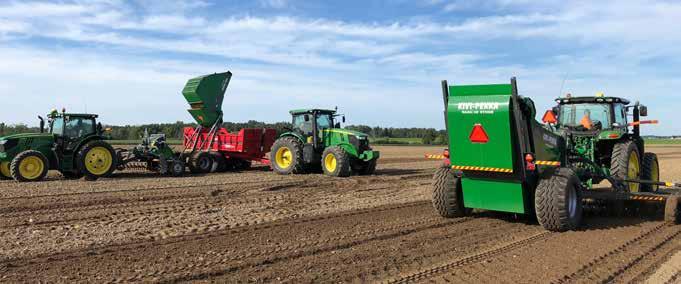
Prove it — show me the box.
[432,78,681,231]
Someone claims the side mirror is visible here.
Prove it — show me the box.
[542,110,558,124]
[304,114,310,122]
[639,105,648,117]
[334,122,341,128]
[38,116,45,133]
[342,116,346,123]
[97,122,103,134]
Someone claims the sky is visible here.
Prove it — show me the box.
[0,0,680,135]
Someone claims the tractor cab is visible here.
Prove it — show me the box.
[45,111,105,152]
[290,109,344,146]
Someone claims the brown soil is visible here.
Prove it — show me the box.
[0,145,679,283]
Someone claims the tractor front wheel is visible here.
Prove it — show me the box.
[77,141,117,181]
[432,166,470,218]
[641,153,659,192]
[10,150,49,182]
[535,168,582,232]
[270,137,305,175]
[611,141,641,192]
[0,161,11,180]
[321,146,351,177]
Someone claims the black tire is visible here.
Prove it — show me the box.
[640,153,659,192]
[353,159,377,176]
[61,171,84,180]
[610,141,641,192]
[189,152,213,174]
[234,159,252,171]
[270,137,305,175]
[321,146,351,177]
[535,168,583,232]
[432,166,469,218]
[0,162,11,180]
[170,160,185,177]
[77,140,117,181]
[10,150,49,182]
[211,153,228,172]
[665,195,680,224]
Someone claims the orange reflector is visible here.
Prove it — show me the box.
[542,110,557,124]
[629,120,659,126]
[469,124,489,143]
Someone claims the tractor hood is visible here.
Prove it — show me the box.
[0,132,55,142]
[324,129,369,139]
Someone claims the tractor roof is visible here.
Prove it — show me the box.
[556,96,630,105]
[289,109,337,115]
[49,112,99,119]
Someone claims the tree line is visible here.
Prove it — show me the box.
[0,121,448,145]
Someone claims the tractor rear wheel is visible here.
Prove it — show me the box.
[665,195,680,224]
[270,137,305,175]
[321,146,351,177]
[640,153,659,192]
[189,152,213,174]
[0,161,11,180]
[535,168,582,232]
[78,141,117,181]
[432,166,469,218]
[611,141,641,192]
[10,150,49,182]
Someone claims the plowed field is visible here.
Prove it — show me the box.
[1,145,679,283]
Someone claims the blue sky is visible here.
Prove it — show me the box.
[0,0,680,135]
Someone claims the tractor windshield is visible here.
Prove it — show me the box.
[50,118,64,135]
[559,103,611,130]
[316,114,333,130]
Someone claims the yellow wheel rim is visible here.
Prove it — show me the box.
[628,151,640,192]
[0,161,10,178]
[85,147,113,176]
[324,153,337,172]
[275,147,293,169]
[650,159,659,191]
[19,156,45,180]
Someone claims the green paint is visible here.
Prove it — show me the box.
[462,178,525,213]
[182,71,231,127]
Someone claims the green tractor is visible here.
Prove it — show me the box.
[270,109,379,177]
[0,110,117,182]
[433,78,681,232]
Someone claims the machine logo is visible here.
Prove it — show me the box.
[457,102,500,114]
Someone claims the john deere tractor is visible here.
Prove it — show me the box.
[0,110,117,182]
[270,109,379,177]
[433,78,680,232]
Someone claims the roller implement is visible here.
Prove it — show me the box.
[433,78,681,231]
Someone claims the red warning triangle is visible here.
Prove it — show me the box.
[469,124,489,143]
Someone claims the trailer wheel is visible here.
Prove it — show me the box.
[322,146,351,177]
[10,150,49,182]
[640,153,659,192]
[270,137,305,175]
[77,141,117,181]
[432,166,469,218]
[189,152,213,174]
[611,141,641,192]
[211,153,228,172]
[535,168,582,232]
[665,195,680,224]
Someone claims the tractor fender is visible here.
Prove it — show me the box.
[335,143,360,158]
[278,132,305,143]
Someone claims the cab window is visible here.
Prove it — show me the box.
[316,114,333,130]
[613,103,626,126]
[50,118,64,135]
[64,117,95,138]
[559,103,611,130]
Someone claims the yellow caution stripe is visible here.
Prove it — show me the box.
[451,165,513,173]
[425,154,446,160]
[630,196,666,202]
[535,160,561,167]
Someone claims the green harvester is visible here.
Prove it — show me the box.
[0,110,117,181]
[270,109,379,177]
[433,78,681,231]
